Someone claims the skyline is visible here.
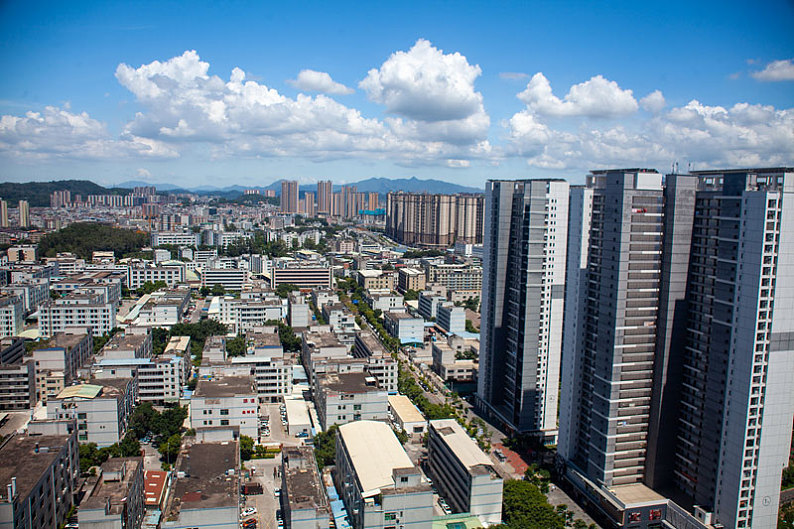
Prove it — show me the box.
[1,1,793,188]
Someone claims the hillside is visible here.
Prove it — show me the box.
[0,180,130,207]
[264,176,483,196]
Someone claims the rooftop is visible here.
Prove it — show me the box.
[0,434,73,502]
[81,458,142,515]
[55,384,104,400]
[338,420,415,497]
[430,419,492,470]
[194,376,254,398]
[388,394,425,424]
[283,447,327,511]
[609,482,667,508]
[304,331,344,349]
[319,372,379,393]
[167,441,239,517]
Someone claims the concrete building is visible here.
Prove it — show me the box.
[214,295,282,334]
[79,458,145,529]
[93,354,188,404]
[417,291,446,320]
[100,328,152,360]
[427,419,503,524]
[478,179,569,441]
[365,291,403,313]
[0,341,35,409]
[289,293,312,328]
[17,200,29,228]
[315,372,388,430]
[190,376,258,438]
[388,394,426,437]
[281,448,330,528]
[284,399,312,437]
[322,303,356,332]
[127,263,186,289]
[31,331,93,403]
[0,295,23,339]
[335,420,434,529]
[436,304,465,334]
[424,263,482,292]
[317,180,332,215]
[356,269,395,291]
[383,311,424,345]
[162,442,239,529]
[48,380,136,447]
[202,267,249,291]
[151,231,202,247]
[1,278,50,316]
[281,180,300,214]
[0,429,79,529]
[397,267,426,293]
[432,340,477,383]
[6,245,36,263]
[271,261,333,289]
[39,293,117,338]
[386,192,484,247]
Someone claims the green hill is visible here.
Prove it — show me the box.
[0,180,131,207]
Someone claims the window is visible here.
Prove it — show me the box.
[220,409,229,416]
[353,404,362,410]
[385,512,397,521]
[220,419,229,426]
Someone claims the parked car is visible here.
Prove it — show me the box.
[241,507,257,517]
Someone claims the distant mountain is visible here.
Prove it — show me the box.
[116,180,183,191]
[0,180,130,207]
[264,177,482,195]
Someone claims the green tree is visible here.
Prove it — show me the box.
[226,335,247,357]
[128,402,158,438]
[313,425,339,470]
[38,222,149,260]
[211,283,226,296]
[118,432,142,457]
[137,280,168,296]
[276,283,298,299]
[465,319,479,333]
[158,433,182,463]
[403,289,420,301]
[500,480,564,529]
[240,435,255,461]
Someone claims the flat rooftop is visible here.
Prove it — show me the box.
[304,331,343,349]
[610,482,667,507]
[194,376,254,398]
[319,372,379,393]
[246,332,281,348]
[430,419,492,470]
[167,441,238,517]
[81,458,142,514]
[34,332,88,352]
[388,394,425,424]
[284,447,327,511]
[338,420,415,497]
[0,434,72,502]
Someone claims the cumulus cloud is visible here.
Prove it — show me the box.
[517,73,639,118]
[287,69,354,95]
[110,49,489,165]
[137,168,152,178]
[751,59,794,82]
[0,105,177,160]
[360,39,486,123]
[640,90,666,113]
[506,95,794,170]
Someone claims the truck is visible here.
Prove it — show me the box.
[241,482,264,495]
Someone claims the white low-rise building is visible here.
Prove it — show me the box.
[79,457,145,529]
[281,447,330,528]
[315,372,388,430]
[388,394,427,437]
[39,293,117,338]
[427,419,503,525]
[190,376,258,438]
[437,304,466,335]
[335,421,434,529]
[128,262,186,289]
[93,354,188,404]
[383,311,424,345]
[47,379,136,447]
[0,294,24,339]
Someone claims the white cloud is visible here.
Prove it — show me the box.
[137,168,152,178]
[359,39,487,124]
[446,159,470,168]
[506,96,794,171]
[111,48,489,166]
[0,105,177,160]
[640,90,666,113]
[517,73,639,118]
[287,69,354,95]
[751,59,794,82]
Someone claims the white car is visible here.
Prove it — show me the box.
[274,488,281,498]
[241,507,257,517]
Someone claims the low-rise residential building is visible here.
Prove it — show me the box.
[383,311,424,345]
[214,295,282,334]
[128,262,186,289]
[0,295,23,338]
[93,354,188,404]
[417,291,446,320]
[50,270,124,306]
[39,293,117,337]
[426,419,503,524]
[79,458,145,529]
[0,338,34,410]
[0,337,24,365]
[100,328,152,360]
[315,372,388,430]
[436,304,465,334]
[388,394,427,437]
[1,278,49,316]
[424,263,482,292]
[301,331,348,378]
[335,420,434,529]
[431,340,477,382]
[0,429,79,529]
[281,447,330,529]
[47,380,136,447]
[162,441,239,529]
[365,291,404,313]
[190,376,258,438]
[31,331,93,403]
[322,303,356,332]
[151,231,202,247]
[130,287,191,328]
[356,270,395,291]
[311,289,339,309]
[397,267,425,293]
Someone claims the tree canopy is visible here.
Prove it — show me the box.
[38,222,149,260]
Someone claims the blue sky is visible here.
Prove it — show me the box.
[1,0,792,188]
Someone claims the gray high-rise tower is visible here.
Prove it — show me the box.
[478,179,569,440]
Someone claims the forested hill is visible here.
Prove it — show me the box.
[0,180,130,207]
